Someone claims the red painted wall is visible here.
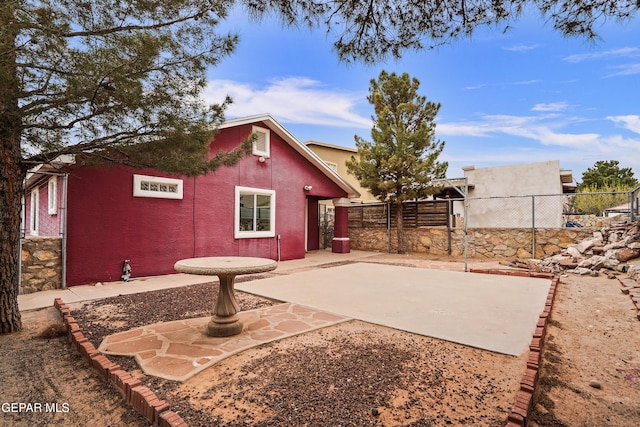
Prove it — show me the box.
[64,121,348,286]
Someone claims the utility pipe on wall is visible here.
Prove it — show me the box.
[277,234,281,262]
[61,173,69,289]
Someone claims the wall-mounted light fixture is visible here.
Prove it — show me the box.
[258,156,266,163]
[304,185,312,191]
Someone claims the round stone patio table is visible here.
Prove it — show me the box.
[174,257,277,337]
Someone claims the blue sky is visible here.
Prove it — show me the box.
[203,7,640,182]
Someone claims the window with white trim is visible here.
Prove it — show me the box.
[133,174,183,199]
[30,187,39,235]
[48,176,58,215]
[252,126,270,158]
[325,161,338,172]
[235,186,275,238]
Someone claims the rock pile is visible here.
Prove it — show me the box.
[502,221,640,280]
[502,221,640,321]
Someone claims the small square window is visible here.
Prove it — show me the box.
[251,126,270,158]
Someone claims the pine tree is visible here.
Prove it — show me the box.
[0,0,249,334]
[347,71,447,253]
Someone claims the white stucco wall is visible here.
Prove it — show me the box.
[455,160,566,228]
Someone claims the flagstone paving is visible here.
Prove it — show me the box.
[98,303,350,381]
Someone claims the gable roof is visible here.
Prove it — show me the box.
[305,140,358,153]
[24,155,75,189]
[219,114,360,199]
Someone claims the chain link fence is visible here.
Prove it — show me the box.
[457,191,632,229]
[348,190,635,259]
[630,185,640,222]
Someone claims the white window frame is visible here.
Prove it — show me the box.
[48,176,58,215]
[325,161,338,172]
[133,174,183,199]
[30,187,39,236]
[251,126,270,158]
[234,186,276,239]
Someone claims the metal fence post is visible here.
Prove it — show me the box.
[387,202,391,253]
[631,186,640,222]
[531,195,536,258]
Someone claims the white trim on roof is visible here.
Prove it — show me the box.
[220,114,360,199]
[304,140,358,153]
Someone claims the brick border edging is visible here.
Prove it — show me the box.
[53,298,188,427]
[54,270,567,427]
[469,268,558,427]
[618,276,640,321]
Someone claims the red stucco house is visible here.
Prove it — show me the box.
[23,114,359,287]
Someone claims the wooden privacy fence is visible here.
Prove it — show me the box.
[348,200,450,229]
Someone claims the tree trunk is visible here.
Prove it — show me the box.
[396,200,406,254]
[1,0,25,334]
[0,143,24,334]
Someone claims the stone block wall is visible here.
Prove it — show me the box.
[349,227,595,259]
[564,214,627,228]
[20,237,62,294]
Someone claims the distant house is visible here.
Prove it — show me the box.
[445,160,575,228]
[305,141,377,204]
[604,202,632,218]
[23,114,359,286]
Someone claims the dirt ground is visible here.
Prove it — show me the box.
[1,261,640,426]
[528,273,640,427]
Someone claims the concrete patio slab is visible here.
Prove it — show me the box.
[237,262,551,356]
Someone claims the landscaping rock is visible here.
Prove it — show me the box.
[566,246,582,258]
[589,379,602,389]
[616,248,640,262]
[503,221,640,282]
[574,238,599,254]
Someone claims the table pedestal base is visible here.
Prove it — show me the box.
[207,315,243,337]
[207,274,243,337]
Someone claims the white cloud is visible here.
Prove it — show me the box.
[202,77,371,128]
[447,118,640,185]
[563,47,640,63]
[607,115,640,134]
[599,134,640,151]
[438,114,618,150]
[531,102,569,112]
[462,79,540,91]
[604,63,640,77]
[440,117,640,177]
[502,43,541,53]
